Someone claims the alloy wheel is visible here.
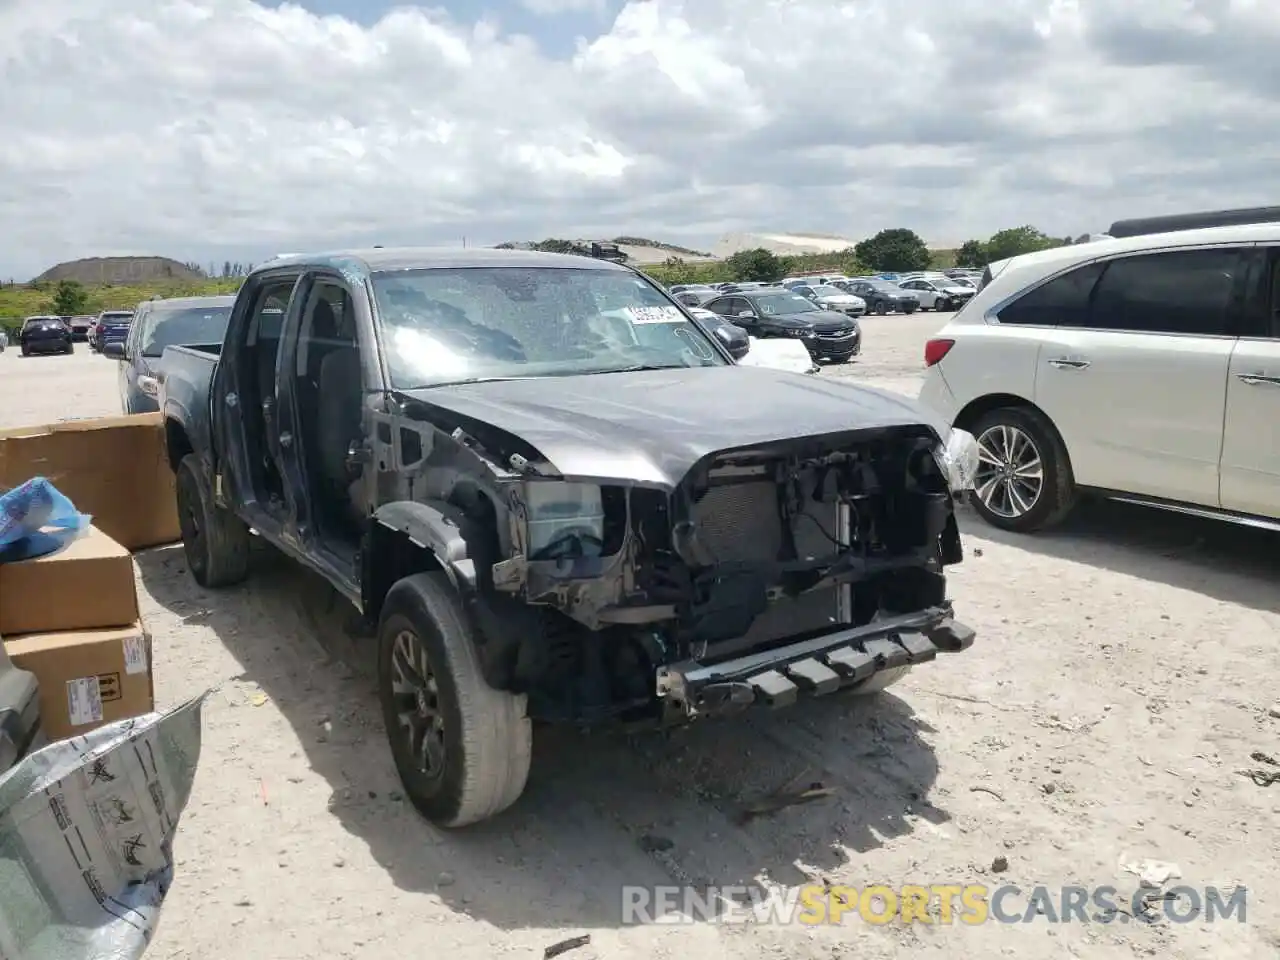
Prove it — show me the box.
[389,629,446,778]
[974,424,1044,518]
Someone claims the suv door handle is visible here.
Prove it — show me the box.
[1237,373,1280,386]
[1047,357,1090,369]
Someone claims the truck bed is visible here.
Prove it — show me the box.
[158,344,221,465]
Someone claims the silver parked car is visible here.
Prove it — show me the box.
[896,276,976,311]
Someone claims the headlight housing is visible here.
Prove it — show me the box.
[524,481,605,560]
[935,428,979,491]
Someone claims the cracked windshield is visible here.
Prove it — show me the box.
[372,267,726,389]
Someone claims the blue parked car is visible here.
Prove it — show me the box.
[88,310,133,352]
[105,295,234,414]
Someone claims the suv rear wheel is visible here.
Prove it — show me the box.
[968,406,1076,532]
[377,572,532,828]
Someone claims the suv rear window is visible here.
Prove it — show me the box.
[995,262,1104,326]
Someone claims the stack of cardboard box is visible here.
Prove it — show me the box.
[0,413,181,745]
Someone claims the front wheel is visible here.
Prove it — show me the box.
[967,406,1077,532]
[175,453,250,587]
[875,302,888,315]
[377,572,532,827]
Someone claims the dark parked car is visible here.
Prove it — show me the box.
[88,310,133,352]
[847,281,919,315]
[672,288,717,308]
[703,288,861,362]
[157,247,975,827]
[18,316,73,356]
[105,295,235,414]
[686,306,749,359]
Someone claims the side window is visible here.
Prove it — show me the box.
[1269,256,1280,338]
[245,279,297,394]
[247,282,293,344]
[126,307,146,354]
[995,262,1104,327]
[1088,249,1242,336]
[296,281,355,378]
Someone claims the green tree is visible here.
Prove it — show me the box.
[659,256,698,285]
[853,229,931,272]
[983,225,1061,263]
[531,238,589,255]
[954,240,988,268]
[51,279,89,315]
[725,247,784,282]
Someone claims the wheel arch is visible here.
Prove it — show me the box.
[362,487,504,624]
[953,392,1070,459]
[164,416,194,472]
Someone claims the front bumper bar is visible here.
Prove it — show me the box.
[655,606,974,720]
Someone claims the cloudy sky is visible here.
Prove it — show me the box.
[1,0,1276,279]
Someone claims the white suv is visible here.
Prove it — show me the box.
[918,220,1280,533]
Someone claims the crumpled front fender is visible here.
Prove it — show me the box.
[371,500,477,592]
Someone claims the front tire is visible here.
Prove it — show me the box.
[377,572,532,828]
[967,406,1076,532]
[175,453,250,587]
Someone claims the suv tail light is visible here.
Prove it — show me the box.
[924,338,954,367]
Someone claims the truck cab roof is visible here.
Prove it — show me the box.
[257,246,635,278]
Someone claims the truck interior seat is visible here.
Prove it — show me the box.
[315,316,363,524]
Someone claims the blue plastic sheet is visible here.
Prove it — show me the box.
[0,477,92,563]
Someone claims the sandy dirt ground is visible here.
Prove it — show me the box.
[2,318,1278,960]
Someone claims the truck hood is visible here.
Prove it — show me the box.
[401,365,943,487]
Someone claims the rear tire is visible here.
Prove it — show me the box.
[966,405,1076,533]
[176,453,250,587]
[377,572,532,827]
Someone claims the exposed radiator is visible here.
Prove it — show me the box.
[690,480,782,564]
[690,471,851,657]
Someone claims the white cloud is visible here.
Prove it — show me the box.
[1,0,1279,276]
[519,0,606,14]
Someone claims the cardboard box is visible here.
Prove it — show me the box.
[4,623,154,741]
[0,413,181,551]
[0,525,139,635]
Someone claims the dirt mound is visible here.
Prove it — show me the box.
[34,256,203,285]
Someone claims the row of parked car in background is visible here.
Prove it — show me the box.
[3,309,135,356]
[666,268,982,364]
[6,298,237,414]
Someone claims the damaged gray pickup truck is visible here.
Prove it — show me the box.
[158,248,979,827]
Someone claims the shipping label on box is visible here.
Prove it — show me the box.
[3,623,154,741]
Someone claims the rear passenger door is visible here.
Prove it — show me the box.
[1033,247,1245,507]
[1219,248,1280,518]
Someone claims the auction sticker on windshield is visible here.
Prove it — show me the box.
[624,306,685,324]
